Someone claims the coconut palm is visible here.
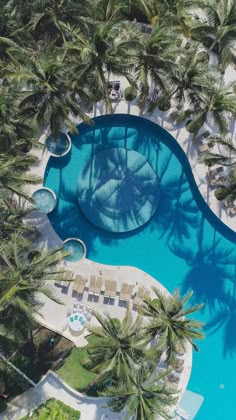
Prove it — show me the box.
[142,288,204,362]
[187,82,236,135]
[0,198,34,239]
[199,136,236,200]
[102,362,178,420]
[0,154,40,200]
[0,233,66,342]
[135,22,178,107]
[7,48,90,137]
[64,20,140,112]
[189,0,236,68]
[169,47,215,108]
[86,308,147,385]
[28,0,89,44]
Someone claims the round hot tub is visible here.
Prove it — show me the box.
[46,133,71,157]
[63,238,86,262]
[32,187,57,214]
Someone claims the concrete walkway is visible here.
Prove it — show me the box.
[1,371,124,420]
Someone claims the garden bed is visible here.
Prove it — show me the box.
[21,398,80,419]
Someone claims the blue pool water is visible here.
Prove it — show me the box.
[44,114,236,420]
[32,188,56,214]
[64,239,86,262]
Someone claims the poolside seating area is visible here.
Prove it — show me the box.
[55,270,152,309]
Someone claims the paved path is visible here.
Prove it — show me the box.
[1,371,124,420]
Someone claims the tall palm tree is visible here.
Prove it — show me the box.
[0,233,66,343]
[28,0,89,44]
[0,198,34,239]
[142,288,204,362]
[0,154,40,200]
[189,0,236,68]
[199,136,236,200]
[64,20,140,112]
[102,362,178,420]
[7,49,90,137]
[135,22,178,107]
[187,82,236,135]
[86,308,147,385]
[169,47,215,108]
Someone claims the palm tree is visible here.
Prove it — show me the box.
[189,0,236,68]
[187,82,236,135]
[0,198,34,239]
[28,0,89,45]
[135,22,178,107]
[169,47,214,108]
[0,154,40,200]
[102,362,178,420]
[64,20,140,112]
[142,288,204,362]
[0,233,66,343]
[86,308,147,386]
[7,48,90,137]
[199,136,236,200]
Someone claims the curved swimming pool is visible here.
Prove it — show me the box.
[44,114,236,420]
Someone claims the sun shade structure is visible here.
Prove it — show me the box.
[77,147,160,232]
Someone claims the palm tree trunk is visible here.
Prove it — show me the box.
[0,354,36,387]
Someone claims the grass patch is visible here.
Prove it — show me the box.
[21,398,80,419]
[56,335,97,392]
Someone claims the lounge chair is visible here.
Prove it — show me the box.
[229,206,236,217]
[166,381,179,391]
[133,287,150,307]
[104,280,117,299]
[206,166,223,179]
[119,284,134,302]
[60,270,73,287]
[198,142,213,154]
[88,275,96,296]
[209,176,225,187]
[73,274,87,294]
[194,130,210,143]
[93,276,103,296]
[168,373,181,384]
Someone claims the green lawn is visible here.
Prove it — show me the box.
[56,335,97,392]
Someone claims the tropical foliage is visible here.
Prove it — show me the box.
[0,0,228,415]
[102,362,178,420]
[142,288,204,362]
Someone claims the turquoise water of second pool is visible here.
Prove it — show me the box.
[44,114,236,420]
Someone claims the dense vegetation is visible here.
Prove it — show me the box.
[0,0,234,417]
[21,398,81,419]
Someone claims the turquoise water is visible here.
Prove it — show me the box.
[46,133,70,156]
[44,114,236,420]
[64,239,85,262]
[32,188,56,213]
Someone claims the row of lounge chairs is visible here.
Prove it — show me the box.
[55,271,150,307]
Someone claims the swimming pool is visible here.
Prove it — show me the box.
[44,114,236,420]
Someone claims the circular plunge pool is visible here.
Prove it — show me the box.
[32,187,56,214]
[63,238,86,262]
[46,133,71,157]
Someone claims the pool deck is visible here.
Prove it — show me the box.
[35,251,192,401]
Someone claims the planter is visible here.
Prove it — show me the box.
[124,85,138,102]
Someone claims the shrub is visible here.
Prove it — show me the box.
[124,85,137,101]
[158,97,171,112]
[215,187,229,201]
[21,398,81,419]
